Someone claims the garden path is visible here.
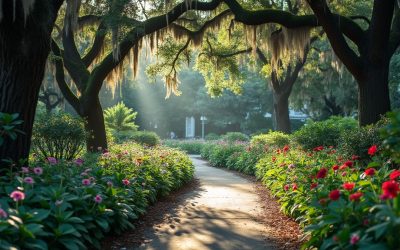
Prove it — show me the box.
[135,156,275,250]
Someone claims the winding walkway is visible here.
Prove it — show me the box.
[136,156,274,250]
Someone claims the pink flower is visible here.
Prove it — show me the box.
[10,190,25,202]
[0,208,8,218]
[47,157,57,165]
[21,167,29,173]
[24,177,34,184]
[82,179,91,186]
[33,167,43,175]
[122,179,130,186]
[94,195,103,204]
[74,158,84,166]
[350,234,360,245]
[284,184,289,191]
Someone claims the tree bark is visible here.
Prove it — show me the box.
[273,93,291,133]
[82,97,108,151]
[0,0,63,165]
[358,65,391,126]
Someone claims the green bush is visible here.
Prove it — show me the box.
[0,113,23,147]
[250,131,290,148]
[205,133,220,140]
[163,140,205,154]
[222,132,249,142]
[128,131,160,146]
[292,116,357,150]
[208,142,246,168]
[382,111,400,163]
[32,113,86,160]
[338,118,387,159]
[200,142,218,160]
[0,144,194,249]
[104,102,138,132]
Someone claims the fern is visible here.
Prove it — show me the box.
[104,102,138,132]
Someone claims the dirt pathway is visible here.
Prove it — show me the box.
[134,156,276,250]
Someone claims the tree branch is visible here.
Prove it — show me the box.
[82,21,107,67]
[51,40,81,114]
[306,0,364,81]
[88,0,223,96]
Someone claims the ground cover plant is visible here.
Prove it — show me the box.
[201,115,400,249]
[0,143,193,249]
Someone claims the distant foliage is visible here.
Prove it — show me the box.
[338,118,388,159]
[128,131,160,147]
[0,113,23,146]
[251,131,290,148]
[32,113,85,160]
[104,102,138,132]
[163,140,205,154]
[382,111,400,163]
[205,133,220,141]
[292,116,357,150]
[222,132,249,142]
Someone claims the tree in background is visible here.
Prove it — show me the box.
[51,0,224,151]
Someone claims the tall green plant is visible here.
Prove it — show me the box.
[104,102,138,133]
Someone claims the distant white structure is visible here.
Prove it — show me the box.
[264,110,308,121]
[185,116,195,138]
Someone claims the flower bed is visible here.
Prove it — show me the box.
[201,116,400,249]
[0,143,194,249]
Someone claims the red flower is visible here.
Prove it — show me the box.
[349,192,363,201]
[316,168,328,179]
[339,164,348,170]
[390,170,400,180]
[342,182,355,191]
[329,189,340,201]
[381,181,399,199]
[365,168,376,176]
[283,145,289,152]
[310,183,318,190]
[292,183,298,191]
[276,149,281,154]
[332,165,339,171]
[350,234,360,245]
[272,157,276,162]
[344,161,353,167]
[368,145,378,156]
[284,184,289,191]
[313,146,324,152]
[352,155,360,161]
[319,198,327,206]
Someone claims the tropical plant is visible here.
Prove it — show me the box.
[104,102,138,133]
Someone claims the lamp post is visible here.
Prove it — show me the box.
[200,116,207,139]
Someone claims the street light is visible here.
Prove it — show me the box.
[200,116,207,139]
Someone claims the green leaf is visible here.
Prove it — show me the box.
[366,222,389,239]
[31,209,50,221]
[58,224,78,236]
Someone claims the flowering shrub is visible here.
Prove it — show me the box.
[254,144,400,249]
[0,143,193,249]
[163,140,206,154]
[200,115,400,248]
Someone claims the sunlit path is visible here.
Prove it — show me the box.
[136,156,274,250]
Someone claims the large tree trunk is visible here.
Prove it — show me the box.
[358,64,391,126]
[82,97,108,151]
[0,1,62,165]
[274,93,291,133]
